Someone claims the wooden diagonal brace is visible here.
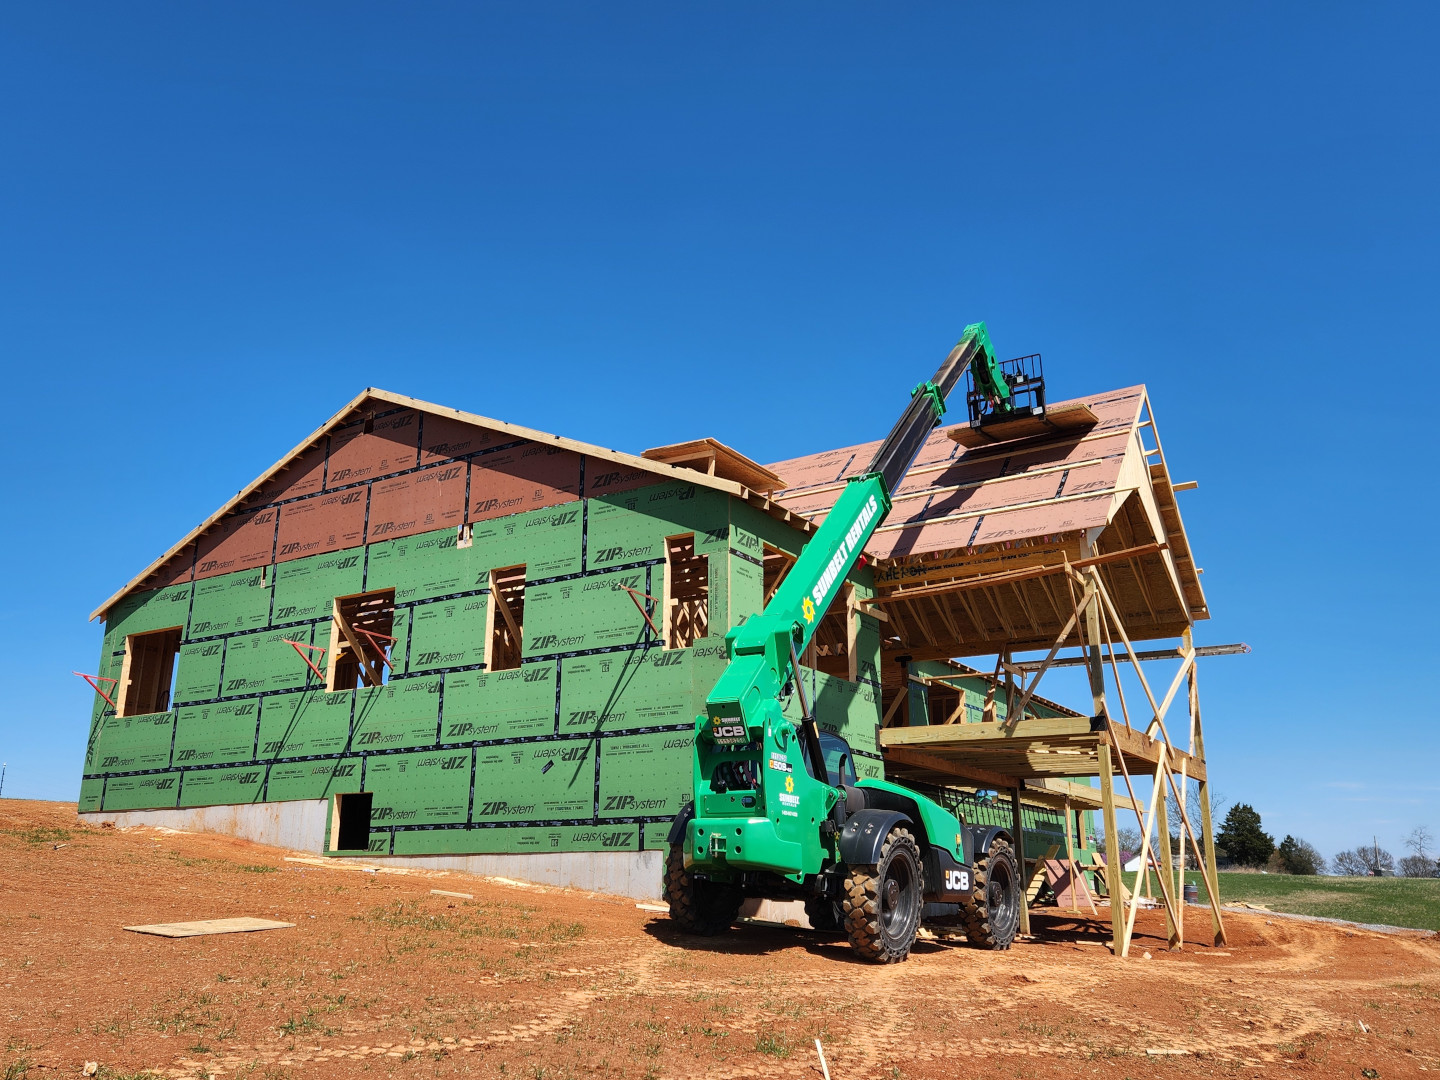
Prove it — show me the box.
[335,617,384,688]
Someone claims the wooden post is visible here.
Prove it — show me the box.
[1155,773,1180,949]
[1098,741,1123,953]
[1011,785,1031,937]
[1084,581,1122,953]
[1063,799,1079,914]
[1191,660,1227,945]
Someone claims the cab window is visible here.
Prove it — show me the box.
[817,732,858,787]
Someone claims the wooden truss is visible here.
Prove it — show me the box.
[880,560,1228,957]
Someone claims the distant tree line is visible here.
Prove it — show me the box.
[1103,799,1439,877]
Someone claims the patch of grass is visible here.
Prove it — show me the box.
[755,1031,793,1058]
[4,1058,33,1080]
[1167,871,1440,931]
[276,1011,319,1036]
[4,827,71,845]
[235,864,276,874]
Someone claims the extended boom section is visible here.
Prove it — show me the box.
[667,322,1026,964]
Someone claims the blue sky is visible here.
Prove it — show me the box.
[1,4,1435,859]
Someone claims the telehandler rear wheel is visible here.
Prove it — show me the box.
[664,845,743,936]
[960,836,1021,950]
[803,896,844,933]
[842,826,923,963]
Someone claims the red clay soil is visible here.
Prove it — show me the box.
[3,799,1438,1080]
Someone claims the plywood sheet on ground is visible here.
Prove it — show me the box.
[123,917,295,938]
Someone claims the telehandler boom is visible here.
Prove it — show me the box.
[665,324,1025,962]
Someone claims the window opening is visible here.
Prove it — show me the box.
[327,589,396,691]
[456,522,473,549]
[806,583,856,680]
[762,543,796,605]
[118,626,182,716]
[332,791,373,852]
[487,565,526,671]
[664,535,709,649]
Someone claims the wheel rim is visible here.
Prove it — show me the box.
[987,852,1018,933]
[880,849,918,941]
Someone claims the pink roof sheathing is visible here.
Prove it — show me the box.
[766,386,1146,562]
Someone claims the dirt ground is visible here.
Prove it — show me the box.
[3,800,1438,1080]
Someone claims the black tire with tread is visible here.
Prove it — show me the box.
[841,826,924,963]
[803,896,844,933]
[664,844,742,936]
[960,835,1021,950]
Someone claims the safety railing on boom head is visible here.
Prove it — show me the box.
[965,353,1046,425]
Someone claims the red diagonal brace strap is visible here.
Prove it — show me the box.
[615,583,661,637]
[352,627,396,671]
[285,640,328,683]
[73,672,119,711]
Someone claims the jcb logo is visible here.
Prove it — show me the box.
[522,667,548,682]
[531,634,559,650]
[446,723,476,738]
[944,869,970,893]
[602,831,634,848]
[595,547,623,563]
[441,755,468,770]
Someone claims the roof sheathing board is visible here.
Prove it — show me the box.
[768,387,1148,559]
[92,388,811,622]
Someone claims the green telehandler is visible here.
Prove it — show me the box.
[664,323,1026,963]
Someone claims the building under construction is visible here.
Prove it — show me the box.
[80,374,1228,953]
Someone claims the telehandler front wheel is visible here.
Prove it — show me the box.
[842,826,923,963]
[663,845,743,936]
[960,835,1021,950]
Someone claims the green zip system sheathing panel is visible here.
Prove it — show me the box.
[84,479,887,858]
[173,699,260,766]
[257,690,354,759]
[443,665,555,740]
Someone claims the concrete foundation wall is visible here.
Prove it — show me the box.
[83,800,330,853]
[81,802,666,900]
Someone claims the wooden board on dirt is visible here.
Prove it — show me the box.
[123,917,295,938]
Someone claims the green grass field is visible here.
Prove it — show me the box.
[1134,870,1440,932]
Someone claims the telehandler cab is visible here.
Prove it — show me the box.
[665,324,1026,962]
